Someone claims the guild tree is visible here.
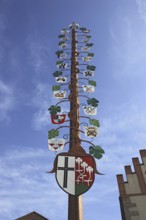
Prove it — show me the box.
[48,22,105,220]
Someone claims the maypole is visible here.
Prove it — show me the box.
[48,22,105,220]
[68,22,83,220]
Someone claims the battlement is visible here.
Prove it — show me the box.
[117,150,146,220]
[117,149,146,197]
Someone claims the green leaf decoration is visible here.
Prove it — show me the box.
[56,61,63,65]
[52,85,60,91]
[58,34,65,38]
[89,119,100,127]
[80,27,86,31]
[59,41,65,45]
[86,43,93,47]
[86,35,91,39]
[89,80,96,86]
[80,28,90,33]
[89,145,105,159]
[87,98,99,107]
[87,65,96,71]
[48,129,59,139]
[53,71,63,77]
[89,146,94,154]
[88,53,94,57]
[56,50,63,56]
[48,105,61,114]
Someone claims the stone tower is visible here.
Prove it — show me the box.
[117,150,146,220]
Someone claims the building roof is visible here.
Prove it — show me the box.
[15,211,48,220]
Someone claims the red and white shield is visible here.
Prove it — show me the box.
[51,114,66,124]
[56,155,95,196]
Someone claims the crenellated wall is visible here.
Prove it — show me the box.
[117,150,146,220]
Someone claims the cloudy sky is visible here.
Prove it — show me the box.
[1,0,146,219]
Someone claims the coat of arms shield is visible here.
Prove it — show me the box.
[48,139,65,151]
[51,114,66,124]
[53,91,66,98]
[56,155,95,196]
[55,77,67,83]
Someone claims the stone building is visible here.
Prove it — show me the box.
[15,211,48,220]
[117,149,146,220]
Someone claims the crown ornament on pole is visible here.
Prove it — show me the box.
[48,22,105,220]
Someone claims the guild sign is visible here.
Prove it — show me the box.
[61,37,69,41]
[83,70,94,77]
[82,85,95,93]
[81,29,90,33]
[61,29,70,34]
[82,56,92,62]
[48,138,65,151]
[82,38,90,43]
[57,63,68,69]
[53,91,66,99]
[56,155,95,196]
[60,43,68,49]
[83,106,97,115]
[55,77,67,83]
[83,126,98,137]
[58,53,67,59]
[51,114,66,124]
[81,47,90,52]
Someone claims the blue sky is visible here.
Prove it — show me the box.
[1,0,146,219]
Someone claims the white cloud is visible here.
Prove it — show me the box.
[33,109,49,130]
[31,83,52,130]
[84,97,146,184]
[0,147,67,220]
[0,80,16,121]
[109,9,146,80]
[26,33,50,76]
[0,145,123,220]
[136,0,146,24]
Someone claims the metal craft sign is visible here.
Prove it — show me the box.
[83,70,94,77]
[81,46,90,52]
[83,126,98,137]
[82,85,95,93]
[61,29,70,34]
[48,138,65,151]
[57,63,68,69]
[59,43,68,49]
[51,114,66,124]
[55,77,67,83]
[83,106,97,115]
[82,56,92,62]
[56,155,95,196]
[58,53,67,59]
[53,91,66,98]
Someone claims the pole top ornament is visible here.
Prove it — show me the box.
[69,22,79,29]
